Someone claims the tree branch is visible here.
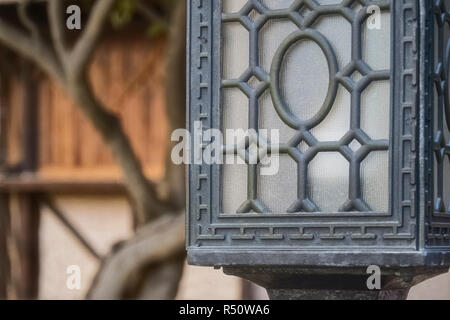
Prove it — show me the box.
[48,0,68,67]
[1,0,171,223]
[1,0,188,300]
[136,1,168,28]
[87,212,185,299]
[87,0,188,300]
[42,195,102,260]
[47,0,167,223]
[67,79,169,224]
[18,0,41,43]
[0,19,64,83]
[69,0,115,79]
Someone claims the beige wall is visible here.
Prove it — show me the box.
[39,194,131,299]
[38,194,242,300]
[38,195,449,300]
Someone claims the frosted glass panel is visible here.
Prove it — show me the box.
[222,0,247,13]
[311,85,350,141]
[361,80,390,140]
[259,90,296,144]
[258,156,297,213]
[221,2,391,214]
[260,0,294,9]
[280,40,329,122]
[361,151,389,212]
[308,153,349,212]
[444,160,450,211]
[313,15,351,69]
[316,0,342,4]
[222,88,248,145]
[222,157,247,213]
[444,89,450,210]
[222,23,249,79]
[259,19,297,73]
[363,12,391,70]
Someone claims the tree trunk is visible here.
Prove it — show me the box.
[88,0,188,299]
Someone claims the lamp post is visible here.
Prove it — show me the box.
[186,0,450,299]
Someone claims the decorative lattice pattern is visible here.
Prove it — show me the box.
[187,0,417,248]
[221,0,391,213]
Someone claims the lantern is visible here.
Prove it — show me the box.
[186,0,450,299]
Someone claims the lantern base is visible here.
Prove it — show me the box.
[223,266,448,300]
[266,288,409,300]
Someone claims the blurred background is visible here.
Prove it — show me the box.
[0,0,448,300]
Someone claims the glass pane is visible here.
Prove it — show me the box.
[444,160,450,211]
[444,93,450,211]
[311,85,350,141]
[222,0,247,13]
[222,156,248,213]
[361,151,389,212]
[258,155,297,213]
[260,0,294,9]
[259,19,297,73]
[221,1,391,214]
[363,12,391,70]
[316,0,343,4]
[222,22,249,79]
[308,153,349,212]
[313,15,351,69]
[222,88,248,145]
[280,39,330,122]
[361,80,390,140]
[259,90,296,144]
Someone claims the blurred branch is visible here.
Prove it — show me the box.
[48,0,68,65]
[0,0,171,224]
[0,0,187,299]
[136,0,168,28]
[87,212,185,299]
[0,17,64,83]
[88,0,187,299]
[47,0,169,224]
[47,0,115,78]
[113,43,162,110]
[18,0,41,43]
[68,0,115,79]
[42,195,102,260]
[68,80,168,225]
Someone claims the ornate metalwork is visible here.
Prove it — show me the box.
[187,0,420,254]
[222,0,390,213]
[221,0,391,214]
[426,0,450,246]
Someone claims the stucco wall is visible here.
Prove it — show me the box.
[38,195,449,300]
[38,194,242,300]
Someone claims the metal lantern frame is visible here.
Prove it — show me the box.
[186,0,450,273]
